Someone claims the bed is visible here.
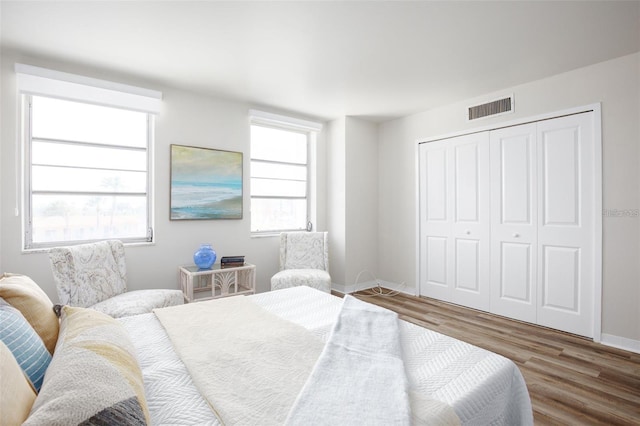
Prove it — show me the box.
[121,287,532,425]
[2,274,533,426]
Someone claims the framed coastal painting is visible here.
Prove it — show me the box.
[170,144,243,220]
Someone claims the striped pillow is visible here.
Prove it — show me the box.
[0,298,51,392]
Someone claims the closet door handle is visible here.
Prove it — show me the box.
[513,233,520,238]
[465,230,471,235]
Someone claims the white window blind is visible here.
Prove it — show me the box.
[16,64,161,249]
[249,110,322,234]
[15,63,162,113]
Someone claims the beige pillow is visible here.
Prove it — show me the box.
[24,306,150,425]
[0,273,59,354]
[0,341,37,425]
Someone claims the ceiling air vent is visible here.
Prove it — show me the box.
[468,95,514,121]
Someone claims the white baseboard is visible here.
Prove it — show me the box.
[376,280,416,296]
[600,333,640,354]
[331,280,416,297]
[331,280,377,295]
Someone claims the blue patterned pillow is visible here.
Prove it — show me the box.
[0,297,51,392]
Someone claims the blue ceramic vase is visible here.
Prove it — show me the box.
[193,244,216,269]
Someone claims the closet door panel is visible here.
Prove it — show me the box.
[501,134,533,225]
[490,124,537,322]
[455,238,479,291]
[537,113,594,337]
[541,245,580,312]
[500,242,533,302]
[450,134,490,310]
[419,141,452,302]
[419,134,490,309]
[493,241,536,322]
[454,143,480,222]
[425,236,448,287]
[426,148,448,221]
[541,126,580,226]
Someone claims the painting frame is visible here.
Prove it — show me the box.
[170,144,243,220]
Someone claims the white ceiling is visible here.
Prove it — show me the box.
[1,1,639,122]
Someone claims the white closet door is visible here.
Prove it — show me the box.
[419,133,490,310]
[536,113,594,337]
[449,134,490,310]
[421,111,598,338]
[419,140,451,302]
[490,124,538,323]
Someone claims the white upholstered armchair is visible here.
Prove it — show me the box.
[270,232,331,293]
[49,240,183,318]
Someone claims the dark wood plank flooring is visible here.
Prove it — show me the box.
[345,288,640,425]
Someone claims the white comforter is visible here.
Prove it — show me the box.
[119,287,533,425]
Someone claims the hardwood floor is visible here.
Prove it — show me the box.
[347,288,640,425]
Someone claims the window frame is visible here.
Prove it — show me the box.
[249,110,322,236]
[22,94,155,250]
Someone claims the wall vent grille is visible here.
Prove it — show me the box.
[468,95,514,120]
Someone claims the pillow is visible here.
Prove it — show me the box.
[0,341,37,425]
[0,273,59,354]
[24,306,150,425]
[0,298,51,392]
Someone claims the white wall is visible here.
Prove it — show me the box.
[378,52,640,343]
[327,117,379,289]
[0,51,328,301]
[327,118,346,285]
[344,117,378,286]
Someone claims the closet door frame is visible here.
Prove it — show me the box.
[416,103,602,342]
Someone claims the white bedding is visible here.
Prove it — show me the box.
[154,294,326,425]
[285,294,414,425]
[119,287,532,426]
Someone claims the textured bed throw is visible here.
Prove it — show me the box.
[285,294,411,425]
[153,296,324,425]
[285,295,460,426]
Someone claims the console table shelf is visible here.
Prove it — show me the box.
[179,263,256,303]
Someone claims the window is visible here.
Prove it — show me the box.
[16,64,161,249]
[249,110,322,234]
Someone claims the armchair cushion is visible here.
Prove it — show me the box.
[271,269,331,293]
[91,289,184,318]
